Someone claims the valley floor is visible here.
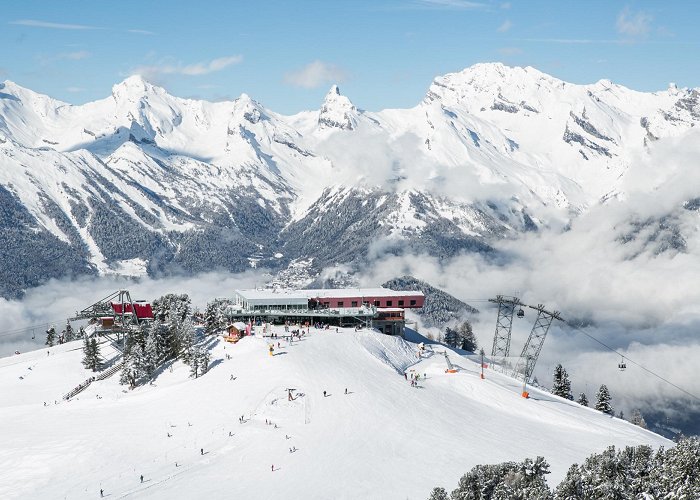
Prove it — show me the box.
[0,326,669,499]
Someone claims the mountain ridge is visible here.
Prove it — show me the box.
[1,63,699,297]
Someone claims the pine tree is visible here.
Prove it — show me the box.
[444,327,458,348]
[64,322,74,342]
[595,384,614,415]
[457,321,478,352]
[144,328,161,377]
[178,319,196,364]
[45,326,56,347]
[82,336,101,371]
[81,336,92,370]
[197,347,211,376]
[577,392,589,407]
[89,338,101,371]
[189,346,200,378]
[551,364,573,400]
[428,487,449,500]
[77,326,86,339]
[630,408,647,429]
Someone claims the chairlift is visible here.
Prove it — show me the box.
[618,357,627,371]
[517,308,525,318]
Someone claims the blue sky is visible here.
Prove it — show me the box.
[2,0,699,113]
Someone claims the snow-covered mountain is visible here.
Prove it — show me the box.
[0,326,669,499]
[2,63,699,297]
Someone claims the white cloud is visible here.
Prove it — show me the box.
[60,50,90,60]
[616,7,652,37]
[128,29,155,35]
[10,19,100,30]
[416,0,487,9]
[132,55,243,79]
[497,20,512,33]
[284,61,348,89]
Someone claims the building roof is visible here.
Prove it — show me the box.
[235,287,424,301]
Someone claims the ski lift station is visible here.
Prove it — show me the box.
[229,287,425,336]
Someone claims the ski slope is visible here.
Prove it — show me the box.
[0,327,670,499]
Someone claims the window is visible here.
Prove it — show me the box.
[374,300,380,307]
[386,300,392,307]
[351,301,358,307]
[337,301,344,307]
[323,302,330,307]
[410,299,416,306]
[398,300,404,306]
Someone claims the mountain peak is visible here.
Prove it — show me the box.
[111,75,163,101]
[318,85,357,130]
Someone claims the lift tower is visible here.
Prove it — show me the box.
[512,304,563,383]
[489,295,521,359]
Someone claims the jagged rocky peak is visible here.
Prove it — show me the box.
[236,93,266,124]
[318,84,357,130]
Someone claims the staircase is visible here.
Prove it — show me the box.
[62,361,124,400]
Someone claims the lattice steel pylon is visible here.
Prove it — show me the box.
[69,289,141,351]
[513,304,563,383]
[489,295,521,359]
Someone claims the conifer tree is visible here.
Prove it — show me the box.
[144,328,160,377]
[82,336,101,371]
[197,347,211,376]
[189,346,200,378]
[64,322,74,342]
[77,326,86,339]
[551,364,573,400]
[178,320,196,364]
[443,327,458,348]
[457,321,478,352]
[630,408,647,429]
[577,392,589,407]
[428,487,449,500]
[45,325,56,347]
[595,384,614,415]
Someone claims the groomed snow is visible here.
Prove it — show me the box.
[0,327,669,499]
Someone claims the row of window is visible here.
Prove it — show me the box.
[332,299,417,307]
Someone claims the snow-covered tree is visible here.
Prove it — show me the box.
[152,293,191,323]
[197,347,211,376]
[595,384,614,415]
[189,346,200,378]
[577,392,589,407]
[45,325,56,347]
[204,298,231,336]
[178,320,196,364]
[551,364,573,400]
[630,408,647,429]
[143,325,161,377]
[82,336,101,372]
[64,322,74,342]
[428,487,449,500]
[457,321,478,352]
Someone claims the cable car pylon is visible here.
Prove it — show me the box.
[513,304,563,384]
[489,295,522,360]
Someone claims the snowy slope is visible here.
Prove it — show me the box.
[2,63,700,295]
[0,327,669,499]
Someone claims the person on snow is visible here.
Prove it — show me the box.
[344,388,348,395]
[140,474,144,483]
[100,489,104,497]
[200,448,204,455]
[323,390,327,397]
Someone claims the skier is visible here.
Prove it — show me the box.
[323,390,327,397]
[140,474,143,483]
[100,489,104,497]
[344,388,348,395]
[271,464,274,472]
[200,448,204,455]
